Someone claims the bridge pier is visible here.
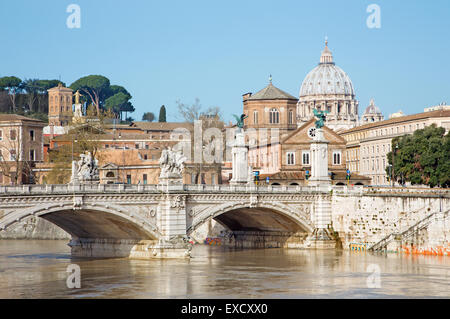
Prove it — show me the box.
[68,238,191,259]
[305,128,336,249]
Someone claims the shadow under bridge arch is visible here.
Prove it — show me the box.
[190,203,313,248]
[1,204,159,241]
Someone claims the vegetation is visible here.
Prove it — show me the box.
[175,99,225,184]
[0,77,65,122]
[386,124,450,188]
[70,75,135,120]
[142,112,155,122]
[46,109,114,184]
[158,105,166,122]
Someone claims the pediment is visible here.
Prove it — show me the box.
[282,119,346,145]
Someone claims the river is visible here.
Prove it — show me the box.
[0,240,448,298]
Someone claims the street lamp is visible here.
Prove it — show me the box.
[391,143,398,187]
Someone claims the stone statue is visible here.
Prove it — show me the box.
[313,109,329,129]
[159,147,187,177]
[76,151,99,181]
[232,114,248,129]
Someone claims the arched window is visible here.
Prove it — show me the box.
[269,108,279,124]
[106,172,115,178]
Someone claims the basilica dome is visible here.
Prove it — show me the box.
[299,42,355,98]
[297,40,359,132]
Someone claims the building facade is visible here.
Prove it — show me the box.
[340,109,450,185]
[0,114,46,185]
[47,83,73,126]
[247,119,370,186]
[242,79,298,144]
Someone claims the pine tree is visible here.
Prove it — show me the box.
[158,105,166,122]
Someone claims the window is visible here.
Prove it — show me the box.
[10,149,16,161]
[302,151,310,165]
[211,173,216,185]
[135,144,139,149]
[333,151,341,165]
[29,149,35,161]
[253,111,258,124]
[10,130,16,141]
[269,108,279,124]
[287,152,295,165]
[143,174,148,185]
[126,175,132,184]
[0,150,2,161]
[288,110,294,124]
[191,173,196,184]
[0,130,3,141]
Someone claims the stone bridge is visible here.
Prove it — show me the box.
[0,184,448,258]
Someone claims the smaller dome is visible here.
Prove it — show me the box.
[364,99,382,115]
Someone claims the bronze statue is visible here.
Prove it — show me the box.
[313,109,329,129]
[233,114,248,129]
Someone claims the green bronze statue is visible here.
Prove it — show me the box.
[233,114,248,129]
[313,109,329,129]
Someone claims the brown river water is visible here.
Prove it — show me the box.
[0,240,448,298]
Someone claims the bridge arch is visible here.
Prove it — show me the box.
[0,203,160,240]
[188,201,314,234]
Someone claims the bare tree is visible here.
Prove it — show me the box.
[0,127,34,185]
[175,99,225,184]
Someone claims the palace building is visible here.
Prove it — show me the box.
[340,109,450,185]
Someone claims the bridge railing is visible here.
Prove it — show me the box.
[0,183,327,195]
[0,183,447,196]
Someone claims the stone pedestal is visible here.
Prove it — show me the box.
[308,128,331,186]
[307,128,335,249]
[230,129,249,185]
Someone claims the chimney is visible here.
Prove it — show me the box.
[242,93,252,101]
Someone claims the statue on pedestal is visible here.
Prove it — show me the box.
[70,151,99,184]
[159,147,187,179]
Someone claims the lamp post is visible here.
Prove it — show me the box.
[391,143,398,187]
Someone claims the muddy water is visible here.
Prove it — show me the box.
[0,240,448,298]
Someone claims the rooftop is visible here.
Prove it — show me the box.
[342,109,450,134]
[246,82,297,101]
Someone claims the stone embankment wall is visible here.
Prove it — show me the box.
[332,188,449,253]
[0,215,69,239]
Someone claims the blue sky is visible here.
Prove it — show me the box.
[0,0,449,123]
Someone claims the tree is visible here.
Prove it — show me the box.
[175,99,225,184]
[386,124,450,188]
[104,92,129,116]
[158,105,167,122]
[176,98,222,124]
[142,112,155,122]
[70,75,111,115]
[22,79,40,112]
[46,110,113,184]
[0,76,22,112]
